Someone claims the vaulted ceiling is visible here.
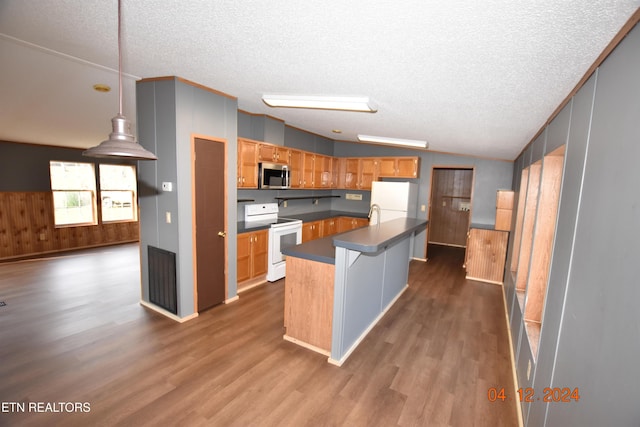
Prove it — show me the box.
[1,1,638,160]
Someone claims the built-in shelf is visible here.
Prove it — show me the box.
[237,199,255,203]
[274,195,340,206]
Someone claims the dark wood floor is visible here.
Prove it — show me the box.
[0,243,518,426]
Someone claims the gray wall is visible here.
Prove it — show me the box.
[0,140,136,191]
[137,78,238,318]
[505,22,640,426]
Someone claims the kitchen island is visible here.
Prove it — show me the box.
[282,217,427,366]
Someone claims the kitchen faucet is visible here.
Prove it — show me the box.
[368,203,381,227]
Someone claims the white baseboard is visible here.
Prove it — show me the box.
[139,300,198,323]
[225,295,239,304]
[283,335,331,357]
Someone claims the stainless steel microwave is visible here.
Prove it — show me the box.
[259,163,290,189]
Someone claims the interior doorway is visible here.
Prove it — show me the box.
[193,136,227,312]
[427,167,474,248]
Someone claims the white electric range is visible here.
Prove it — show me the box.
[244,203,302,281]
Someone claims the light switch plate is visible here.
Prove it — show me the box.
[162,182,173,191]
[346,193,363,201]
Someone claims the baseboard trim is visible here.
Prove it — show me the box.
[139,300,198,323]
[283,335,331,357]
[224,295,239,304]
[501,286,524,427]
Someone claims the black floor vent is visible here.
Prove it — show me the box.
[148,246,177,314]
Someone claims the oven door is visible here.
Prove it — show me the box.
[267,222,302,281]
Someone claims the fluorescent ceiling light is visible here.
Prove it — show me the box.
[262,94,377,112]
[357,134,428,149]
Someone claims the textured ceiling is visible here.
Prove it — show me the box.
[1,1,638,160]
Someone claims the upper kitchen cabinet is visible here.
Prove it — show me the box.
[237,138,259,188]
[258,143,290,164]
[289,149,304,188]
[358,158,378,190]
[378,157,420,178]
[302,152,315,188]
[313,154,333,189]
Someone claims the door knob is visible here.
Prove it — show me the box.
[217,231,226,237]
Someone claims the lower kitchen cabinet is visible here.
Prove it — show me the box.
[237,229,268,287]
[464,228,509,284]
[336,216,369,233]
[321,218,337,236]
[303,216,368,243]
[302,221,322,242]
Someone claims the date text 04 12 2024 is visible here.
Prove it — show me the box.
[487,387,580,403]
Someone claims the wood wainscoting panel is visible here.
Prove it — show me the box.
[0,192,139,260]
[284,256,335,352]
[465,228,509,284]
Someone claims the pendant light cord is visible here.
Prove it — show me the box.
[117,0,123,116]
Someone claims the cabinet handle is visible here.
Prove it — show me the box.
[242,177,245,184]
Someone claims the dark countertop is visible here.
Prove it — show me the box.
[283,237,337,265]
[282,218,428,264]
[237,210,368,234]
[333,218,428,253]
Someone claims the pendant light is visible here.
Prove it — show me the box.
[83,0,157,160]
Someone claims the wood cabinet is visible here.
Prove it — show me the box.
[321,218,337,237]
[358,158,378,190]
[237,139,420,191]
[302,216,367,243]
[258,143,289,164]
[302,220,322,242]
[313,155,333,188]
[289,149,304,188]
[464,228,509,284]
[302,152,315,188]
[495,190,514,231]
[378,157,420,178]
[336,216,369,233]
[331,157,340,188]
[237,138,259,188]
[341,158,360,189]
[237,229,268,286]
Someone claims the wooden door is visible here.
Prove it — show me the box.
[194,137,226,312]
[428,167,474,247]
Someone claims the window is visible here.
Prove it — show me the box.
[50,161,97,226]
[99,164,137,222]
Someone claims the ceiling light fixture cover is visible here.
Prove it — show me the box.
[357,134,428,149]
[262,94,377,113]
[83,0,157,161]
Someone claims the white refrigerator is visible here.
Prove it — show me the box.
[370,181,418,225]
